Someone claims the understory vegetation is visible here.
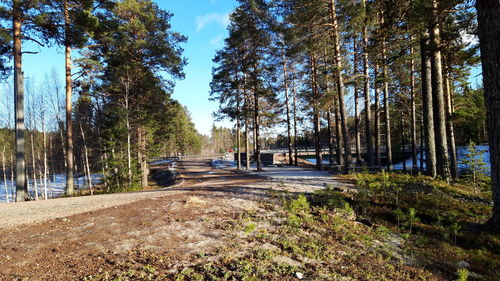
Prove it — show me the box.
[82,172,499,281]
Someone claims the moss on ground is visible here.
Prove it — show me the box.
[82,172,499,281]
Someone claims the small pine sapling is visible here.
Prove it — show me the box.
[461,141,487,188]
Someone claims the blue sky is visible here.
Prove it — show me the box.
[20,0,238,136]
[159,0,238,135]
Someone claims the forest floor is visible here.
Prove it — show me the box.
[0,159,498,280]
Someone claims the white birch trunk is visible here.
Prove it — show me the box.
[2,147,8,203]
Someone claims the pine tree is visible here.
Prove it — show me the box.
[79,0,187,188]
[0,0,55,201]
[210,22,248,169]
[225,0,274,172]
[43,0,103,195]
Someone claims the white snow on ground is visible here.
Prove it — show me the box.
[211,159,237,169]
[241,166,356,193]
[150,160,173,165]
[212,159,356,194]
[303,159,335,165]
[0,174,103,203]
[2,158,180,204]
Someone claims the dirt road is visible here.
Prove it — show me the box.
[0,159,264,280]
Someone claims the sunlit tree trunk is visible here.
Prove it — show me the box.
[245,97,250,170]
[420,32,437,178]
[328,0,351,173]
[283,56,293,165]
[42,117,48,200]
[311,53,322,170]
[138,127,148,188]
[327,112,335,165]
[362,0,373,167]
[429,0,450,182]
[253,63,263,171]
[374,62,381,167]
[13,4,26,202]
[236,90,242,170]
[79,122,93,195]
[353,39,361,165]
[64,0,75,196]
[410,42,418,171]
[124,83,132,188]
[254,91,262,171]
[30,131,38,200]
[292,79,299,166]
[334,96,343,166]
[10,154,15,200]
[444,67,458,179]
[2,147,8,203]
[381,14,393,171]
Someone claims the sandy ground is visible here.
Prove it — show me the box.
[0,188,184,230]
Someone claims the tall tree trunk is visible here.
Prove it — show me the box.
[124,85,132,188]
[311,54,322,170]
[64,0,75,196]
[420,32,437,178]
[328,0,351,173]
[362,0,373,167]
[26,170,30,200]
[253,77,263,172]
[292,79,299,166]
[253,119,257,154]
[13,7,26,202]
[283,56,293,165]
[327,112,335,165]
[59,124,66,171]
[103,151,110,192]
[410,42,418,171]
[420,114,425,171]
[381,14,393,171]
[10,154,15,200]
[429,0,450,181]
[444,67,458,178]
[30,131,38,200]
[79,122,93,195]
[245,110,250,170]
[374,62,381,167]
[2,147,8,203]
[236,88,242,170]
[353,39,361,165]
[401,110,407,172]
[323,50,335,166]
[476,0,500,232]
[42,118,48,200]
[334,97,343,166]
[244,88,250,170]
[138,127,148,188]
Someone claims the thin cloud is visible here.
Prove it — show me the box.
[196,13,230,32]
[210,34,224,45]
